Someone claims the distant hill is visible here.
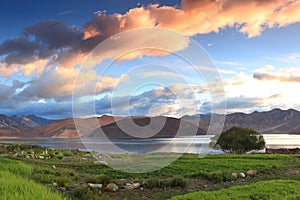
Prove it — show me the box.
[12,115,55,127]
[88,116,206,139]
[0,108,300,138]
[0,114,54,127]
[183,108,300,134]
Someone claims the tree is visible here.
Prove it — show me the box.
[211,126,265,154]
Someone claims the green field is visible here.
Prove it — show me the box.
[171,180,300,200]
[0,144,300,199]
[0,158,66,200]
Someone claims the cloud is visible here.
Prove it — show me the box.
[20,67,119,101]
[1,0,299,75]
[253,67,300,82]
[201,94,282,114]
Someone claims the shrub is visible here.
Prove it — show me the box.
[55,176,71,187]
[71,187,99,200]
[85,174,114,185]
[168,176,187,188]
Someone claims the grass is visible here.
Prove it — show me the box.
[2,144,300,200]
[171,180,300,200]
[0,171,67,200]
[0,158,32,176]
[21,153,299,180]
[0,158,67,200]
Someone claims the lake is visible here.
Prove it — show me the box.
[0,134,299,154]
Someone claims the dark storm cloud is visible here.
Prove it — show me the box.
[24,20,83,50]
[0,37,50,65]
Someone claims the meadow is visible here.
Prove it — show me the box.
[0,158,66,200]
[0,144,300,199]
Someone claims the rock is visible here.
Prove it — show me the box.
[124,182,140,190]
[246,170,257,177]
[140,187,144,190]
[105,183,118,192]
[38,156,45,159]
[79,181,85,186]
[59,187,66,192]
[141,180,147,186]
[203,184,208,188]
[52,165,56,169]
[239,172,246,178]
[231,172,239,178]
[124,184,135,190]
[94,160,108,165]
[88,183,103,189]
[67,185,76,191]
[52,182,57,187]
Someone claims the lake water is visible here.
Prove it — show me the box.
[0,134,299,154]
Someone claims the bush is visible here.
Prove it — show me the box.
[146,177,187,188]
[146,178,167,188]
[85,174,114,185]
[71,187,99,200]
[168,176,187,188]
[55,176,71,187]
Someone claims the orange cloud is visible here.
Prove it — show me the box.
[84,0,300,39]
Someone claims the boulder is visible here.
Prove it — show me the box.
[94,160,108,165]
[239,172,246,178]
[246,170,257,177]
[231,172,239,178]
[105,183,118,192]
[67,185,77,191]
[124,182,140,190]
[59,187,66,192]
[88,183,103,189]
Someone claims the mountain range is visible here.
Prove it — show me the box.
[0,108,300,138]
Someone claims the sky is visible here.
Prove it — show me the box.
[0,0,300,119]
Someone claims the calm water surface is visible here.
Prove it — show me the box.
[0,134,299,154]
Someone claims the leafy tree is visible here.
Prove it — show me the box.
[211,127,265,154]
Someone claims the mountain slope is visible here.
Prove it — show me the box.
[0,109,300,138]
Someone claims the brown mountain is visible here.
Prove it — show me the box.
[0,109,300,138]
[184,108,300,134]
[87,116,206,139]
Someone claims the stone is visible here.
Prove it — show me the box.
[124,182,140,190]
[105,183,118,192]
[59,187,66,192]
[67,185,76,191]
[88,183,103,189]
[246,170,257,177]
[94,160,108,165]
[132,183,140,188]
[52,165,56,169]
[231,172,239,178]
[52,182,57,187]
[239,172,246,178]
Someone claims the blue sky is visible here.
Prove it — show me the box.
[0,0,300,119]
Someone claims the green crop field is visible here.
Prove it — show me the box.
[1,144,300,200]
[171,180,300,200]
[0,158,67,200]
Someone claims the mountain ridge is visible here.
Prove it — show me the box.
[0,108,300,138]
